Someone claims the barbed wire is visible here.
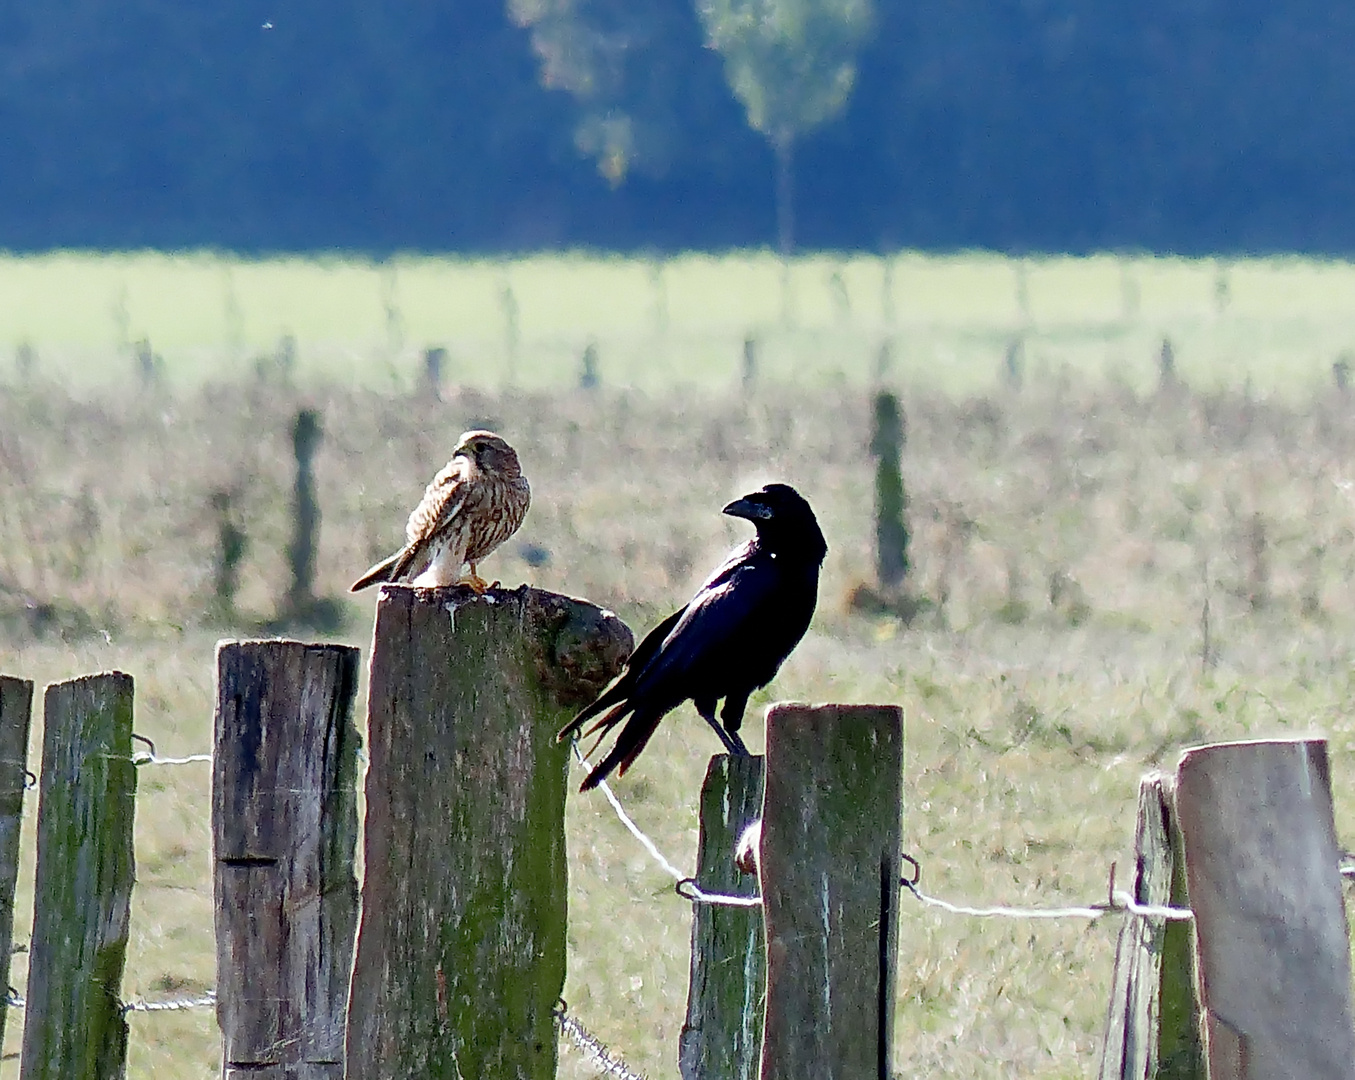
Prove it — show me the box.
[554,999,649,1080]
[5,988,217,1015]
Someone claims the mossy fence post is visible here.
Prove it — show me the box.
[20,673,137,1080]
[679,753,765,1080]
[757,703,904,1080]
[212,640,361,1079]
[345,584,631,1080]
[0,676,34,1049]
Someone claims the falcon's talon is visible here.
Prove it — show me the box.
[457,573,493,594]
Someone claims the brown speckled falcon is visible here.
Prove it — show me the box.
[350,430,531,594]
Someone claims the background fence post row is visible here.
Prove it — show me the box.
[679,752,766,1080]
[1174,737,1355,1080]
[758,702,904,1080]
[20,673,136,1080]
[345,584,631,1080]
[1097,773,1203,1080]
[0,676,33,1052]
[212,640,362,1079]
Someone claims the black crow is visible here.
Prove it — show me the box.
[557,482,827,791]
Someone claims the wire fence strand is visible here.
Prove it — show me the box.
[570,745,1194,922]
[555,1001,649,1080]
[571,744,688,881]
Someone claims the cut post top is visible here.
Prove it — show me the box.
[372,582,633,709]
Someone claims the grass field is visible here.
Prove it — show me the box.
[7,250,1355,393]
[3,252,1355,1077]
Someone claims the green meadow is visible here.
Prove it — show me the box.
[6,250,1355,392]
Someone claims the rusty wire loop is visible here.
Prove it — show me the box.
[130,733,212,766]
[675,876,761,908]
[554,998,649,1080]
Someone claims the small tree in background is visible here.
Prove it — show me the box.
[697,0,874,253]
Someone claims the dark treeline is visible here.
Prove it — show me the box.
[4,0,1355,255]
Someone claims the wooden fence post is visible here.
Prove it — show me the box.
[757,703,904,1080]
[20,672,136,1080]
[345,585,631,1080]
[0,677,33,1048]
[1175,738,1355,1080]
[679,753,765,1080]
[1097,773,1203,1080]
[212,640,361,1080]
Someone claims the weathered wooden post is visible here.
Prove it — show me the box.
[20,672,137,1080]
[212,640,361,1079]
[1175,738,1355,1080]
[345,585,631,1080]
[0,676,33,1048]
[679,753,765,1080]
[1097,773,1203,1080]
[757,703,904,1080]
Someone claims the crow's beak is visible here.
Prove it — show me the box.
[723,497,772,521]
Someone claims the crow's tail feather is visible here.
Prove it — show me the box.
[579,709,663,791]
[557,681,631,743]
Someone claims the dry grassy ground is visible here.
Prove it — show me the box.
[3,370,1355,1077]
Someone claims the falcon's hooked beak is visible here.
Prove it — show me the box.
[723,497,773,521]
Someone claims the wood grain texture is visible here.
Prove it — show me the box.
[758,702,904,1080]
[679,753,765,1080]
[20,672,136,1080]
[212,640,361,1080]
[1175,738,1355,1080]
[0,676,32,1051]
[345,584,631,1080]
[1097,773,1202,1080]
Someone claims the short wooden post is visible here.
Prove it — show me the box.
[20,673,136,1080]
[757,703,904,1080]
[212,640,361,1080]
[1097,773,1203,1080]
[345,585,632,1080]
[1175,738,1355,1080]
[679,753,765,1080]
[0,677,34,1048]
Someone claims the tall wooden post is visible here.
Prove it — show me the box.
[757,703,904,1080]
[212,640,361,1080]
[345,585,631,1080]
[679,753,765,1080]
[1175,738,1355,1080]
[1097,773,1203,1080]
[0,677,33,1049]
[20,673,137,1080]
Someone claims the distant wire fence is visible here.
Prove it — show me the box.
[2,601,1352,1079]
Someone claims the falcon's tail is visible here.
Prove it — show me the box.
[350,547,413,592]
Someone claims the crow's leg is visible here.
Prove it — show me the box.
[695,697,751,757]
[718,692,752,755]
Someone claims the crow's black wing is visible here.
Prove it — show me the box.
[574,553,790,788]
[625,552,783,707]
